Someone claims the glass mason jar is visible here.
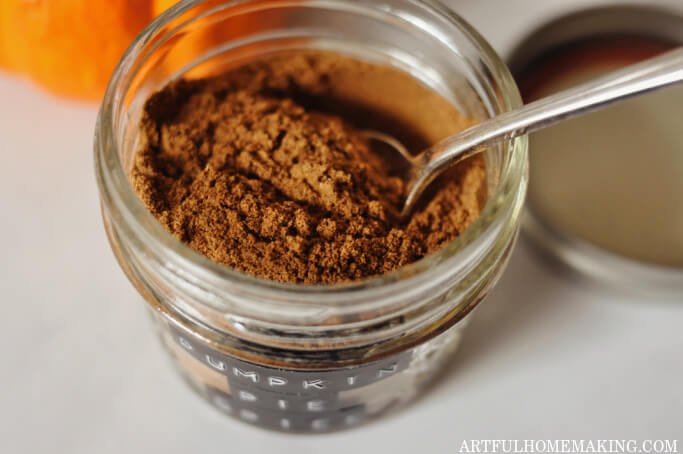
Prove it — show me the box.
[94,0,528,433]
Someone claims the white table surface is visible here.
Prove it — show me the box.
[1,1,681,452]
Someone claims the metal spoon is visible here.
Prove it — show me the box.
[364,47,683,218]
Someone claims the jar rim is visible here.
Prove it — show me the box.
[95,0,528,307]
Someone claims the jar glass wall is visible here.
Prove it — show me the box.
[95,0,528,433]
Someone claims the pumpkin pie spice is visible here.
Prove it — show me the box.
[132,51,486,284]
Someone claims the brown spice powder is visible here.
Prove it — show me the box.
[132,51,486,284]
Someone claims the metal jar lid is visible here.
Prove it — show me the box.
[506,5,683,296]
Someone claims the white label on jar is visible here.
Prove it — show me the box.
[233,367,259,383]
[169,325,412,433]
[311,418,330,431]
[307,400,326,412]
[302,379,327,390]
[239,390,257,402]
[240,409,259,422]
[178,337,193,351]
[268,376,287,387]
[377,363,398,378]
[205,355,226,371]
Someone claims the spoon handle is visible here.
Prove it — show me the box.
[498,46,683,135]
[404,46,683,216]
[422,47,683,179]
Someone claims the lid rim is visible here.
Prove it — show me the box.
[508,4,683,296]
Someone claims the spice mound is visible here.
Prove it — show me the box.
[132,51,486,284]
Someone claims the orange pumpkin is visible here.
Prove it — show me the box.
[0,1,287,101]
[0,0,165,100]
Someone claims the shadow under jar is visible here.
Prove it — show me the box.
[94,0,528,433]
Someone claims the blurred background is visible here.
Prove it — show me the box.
[1,0,681,453]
